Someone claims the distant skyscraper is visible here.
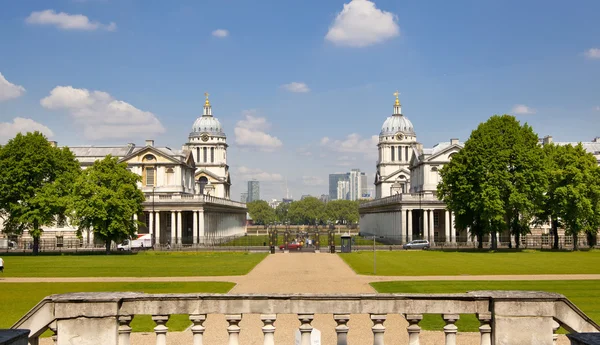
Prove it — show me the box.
[247,180,260,202]
[348,169,366,201]
[240,192,248,203]
[329,173,348,200]
[319,194,330,203]
[360,173,368,198]
[337,180,350,200]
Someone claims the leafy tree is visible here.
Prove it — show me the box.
[288,197,325,225]
[438,115,547,249]
[70,156,145,254]
[0,132,80,254]
[325,200,359,225]
[275,202,290,223]
[540,143,600,250]
[246,200,276,226]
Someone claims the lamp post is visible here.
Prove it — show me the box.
[418,191,422,239]
[152,186,156,246]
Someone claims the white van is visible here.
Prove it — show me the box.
[117,234,153,251]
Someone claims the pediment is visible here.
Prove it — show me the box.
[195,169,223,182]
[425,144,462,162]
[119,146,182,165]
[381,167,411,182]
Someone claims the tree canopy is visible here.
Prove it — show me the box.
[0,132,80,254]
[324,200,359,225]
[437,115,547,248]
[246,200,276,226]
[70,155,145,253]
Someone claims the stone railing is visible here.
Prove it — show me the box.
[143,194,246,208]
[360,193,439,209]
[12,291,600,345]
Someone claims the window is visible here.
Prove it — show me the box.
[405,147,409,161]
[166,168,174,185]
[56,236,64,248]
[199,176,208,194]
[433,212,439,228]
[210,147,214,163]
[203,147,207,162]
[391,146,395,161]
[398,146,402,161]
[196,147,200,162]
[143,154,156,162]
[146,167,155,186]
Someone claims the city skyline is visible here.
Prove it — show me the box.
[1,0,599,200]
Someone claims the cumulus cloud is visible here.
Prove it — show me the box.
[320,133,378,154]
[234,110,283,152]
[511,104,536,115]
[237,166,283,181]
[0,73,25,102]
[302,176,325,186]
[281,82,310,93]
[584,48,600,59]
[212,29,229,38]
[26,9,116,31]
[0,118,54,143]
[335,155,358,167]
[41,86,165,140]
[325,0,400,47]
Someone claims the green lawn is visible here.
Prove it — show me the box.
[371,280,600,332]
[341,250,600,275]
[1,282,235,332]
[1,252,267,277]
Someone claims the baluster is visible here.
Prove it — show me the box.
[190,314,206,345]
[261,314,276,345]
[371,314,386,345]
[226,314,242,345]
[49,321,57,345]
[152,315,170,345]
[477,313,492,345]
[552,320,560,345]
[298,313,314,345]
[443,314,459,345]
[118,315,133,345]
[334,314,350,345]
[404,314,422,345]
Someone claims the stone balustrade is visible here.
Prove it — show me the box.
[143,194,246,208]
[12,291,600,345]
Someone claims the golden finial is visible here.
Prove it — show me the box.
[204,92,210,107]
[394,90,400,106]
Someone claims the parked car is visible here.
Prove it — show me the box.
[279,243,302,251]
[403,240,430,250]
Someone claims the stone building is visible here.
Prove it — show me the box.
[0,94,246,248]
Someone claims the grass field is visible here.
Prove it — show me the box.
[340,250,600,275]
[371,280,600,332]
[1,252,267,277]
[1,282,235,332]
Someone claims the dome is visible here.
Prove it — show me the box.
[380,114,415,136]
[191,116,225,136]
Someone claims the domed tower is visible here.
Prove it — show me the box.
[375,92,417,199]
[183,93,231,199]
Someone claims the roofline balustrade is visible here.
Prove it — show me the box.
[11,291,600,345]
[143,194,246,209]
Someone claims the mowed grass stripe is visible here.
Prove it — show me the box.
[341,250,600,276]
[1,252,268,277]
[371,280,600,332]
[0,282,235,332]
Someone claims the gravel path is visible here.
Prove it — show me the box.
[24,252,576,344]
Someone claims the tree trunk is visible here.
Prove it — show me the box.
[491,231,498,250]
[515,231,520,249]
[477,233,483,249]
[105,240,111,254]
[573,233,578,251]
[552,219,559,250]
[33,236,39,255]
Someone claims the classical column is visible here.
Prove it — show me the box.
[407,209,413,242]
[401,209,407,243]
[193,211,198,244]
[423,210,429,242]
[177,211,183,244]
[155,212,161,245]
[428,210,435,245]
[444,210,450,243]
[148,211,154,237]
[198,209,205,243]
[133,213,138,232]
[451,212,456,243]
[169,211,177,244]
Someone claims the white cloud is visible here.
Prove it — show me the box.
[281,82,310,93]
[234,110,283,152]
[26,9,117,31]
[321,133,378,154]
[584,48,600,59]
[237,166,283,181]
[302,176,325,186]
[335,155,358,167]
[0,118,54,143]
[212,29,229,38]
[325,0,400,48]
[0,73,26,102]
[41,86,164,140]
[595,106,600,111]
[511,104,536,115]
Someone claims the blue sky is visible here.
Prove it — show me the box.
[0,0,599,201]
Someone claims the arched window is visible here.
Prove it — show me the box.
[166,168,174,185]
[199,176,208,194]
[142,154,156,162]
